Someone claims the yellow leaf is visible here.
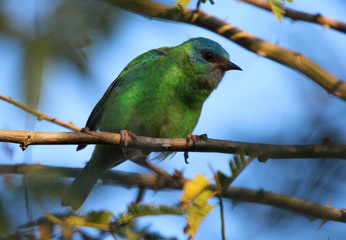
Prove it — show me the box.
[193,189,215,207]
[65,216,86,226]
[180,174,215,239]
[180,174,210,205]
[175,0,192,8]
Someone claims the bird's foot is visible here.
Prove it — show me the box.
[195,0,215,13]
[76,127,92,151]
[186,133,208,146]
[120,130,137,156]
[120,130,137,147]
[80,127,91,134]
[184,134,208,164]
[195,0,202,12]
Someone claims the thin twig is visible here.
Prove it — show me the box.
[1,164,345,224]
[219,195,226,240]
[1,129,345,160]
[239,0,346,34]
[0,94,80,131]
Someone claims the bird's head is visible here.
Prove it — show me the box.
[183,37,241,89]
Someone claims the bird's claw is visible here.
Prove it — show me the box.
[120,130,137,156]
[195,0,201,12]
[120,130,137,147]
[80,127,91,134]
[184,151,189,164]
[186,134,208,146]
[184,134,208,164]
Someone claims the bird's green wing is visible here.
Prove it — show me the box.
[77,48,168,151]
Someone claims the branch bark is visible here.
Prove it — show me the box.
[239,0,346,34]
[0,164,345,224]
[102,0,346,100]
[1,129,345,160]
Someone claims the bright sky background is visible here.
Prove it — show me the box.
[0,0,346,239]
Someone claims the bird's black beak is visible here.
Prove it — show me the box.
[219,60,242,71]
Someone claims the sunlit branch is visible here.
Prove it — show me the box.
[103,0,346,100]
[1,130,345,160]
[1,164,345,224]
[239,0,346,34]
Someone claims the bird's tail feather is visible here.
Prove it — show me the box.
[61,162,102,210]
[62,146,127,210]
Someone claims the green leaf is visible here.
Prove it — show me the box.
[217,154,254,193]
[229,160,237,175]
[86,210,113,225]
[234,155,242,169]
[116,203,184,225]
[215,171,232,194]
[268,0,286,22]
[128,203,184,217]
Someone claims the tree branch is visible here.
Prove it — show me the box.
[0,164,345,224]
[239,0,346,34]
[102,0,346,100]
[1,129,345,160]
[0,94,80,132]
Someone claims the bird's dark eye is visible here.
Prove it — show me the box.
[202,51,214,62]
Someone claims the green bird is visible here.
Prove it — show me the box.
[61,37,241,210]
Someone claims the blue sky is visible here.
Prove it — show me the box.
[0,0,346,239]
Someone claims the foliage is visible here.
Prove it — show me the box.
[7,173,218,239]
[116,203,185,226]
[180,174,216,239]
[18,208,179,240]
[215,154,254,194]
[268,0,293,22]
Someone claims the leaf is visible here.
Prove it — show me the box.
[128,203,184,217]
[175,0,192,8]
[184,204,213,239]
[268,0,287,22]
[180,174,215,239]
[86,210,113,225]
[65,215,86,226]
[215,171,232,194]
[234,155,242,169]
[180,174,210,207]
[193,189,215,207]
[216,154,254,194]
[116,203,184,226]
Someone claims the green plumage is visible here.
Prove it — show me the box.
[62,37,241,210]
